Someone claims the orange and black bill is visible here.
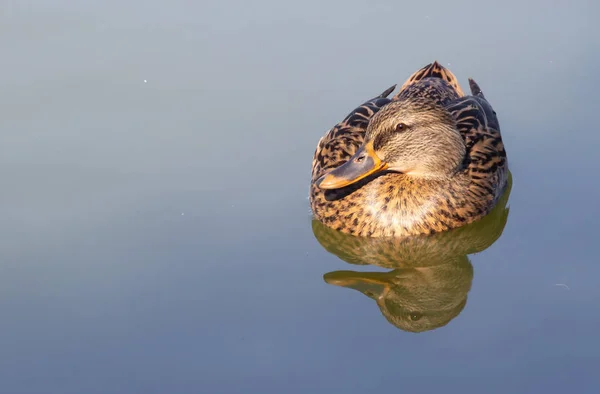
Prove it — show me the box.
[316,141,388,189]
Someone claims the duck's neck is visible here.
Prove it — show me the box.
[362,175,461,236]
[310,173,470,237]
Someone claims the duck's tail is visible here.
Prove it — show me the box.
[398,61,465,97]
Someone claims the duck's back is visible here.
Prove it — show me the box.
[394,61,465,105]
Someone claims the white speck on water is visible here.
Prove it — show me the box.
[144,79,147,83]
[447,63,452,66]
[555,283,570,290]
[549,60,553,64]
[181,213,184,216]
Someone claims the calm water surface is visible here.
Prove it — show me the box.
[2,1,600,393]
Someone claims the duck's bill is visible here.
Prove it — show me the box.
[316,142,388,189]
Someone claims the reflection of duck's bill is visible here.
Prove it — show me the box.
[316,141,388,189]
[324,270,391,300]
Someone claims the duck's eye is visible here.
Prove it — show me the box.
[409,312,422,321]
[395,123,407,132]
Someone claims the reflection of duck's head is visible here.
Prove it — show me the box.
[324,257,472,332]
[316,173,512,333]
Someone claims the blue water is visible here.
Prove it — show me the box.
[1,1,600,393]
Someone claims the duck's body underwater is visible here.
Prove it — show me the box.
[309,61,508,237]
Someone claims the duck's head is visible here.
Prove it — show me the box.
[317,98,466,189]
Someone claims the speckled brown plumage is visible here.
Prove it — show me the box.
[309,61,508,237]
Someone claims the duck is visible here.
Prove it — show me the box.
[309,61,508,237]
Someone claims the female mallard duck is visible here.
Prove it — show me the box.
[310,61,508,237]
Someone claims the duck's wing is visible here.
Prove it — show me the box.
[445,79,508,201]
[393,61,465,105]
[311,85,395,182]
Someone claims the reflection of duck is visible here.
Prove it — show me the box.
[316,174,512,333]
[310,61,508,237]
[324,258,472,333]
